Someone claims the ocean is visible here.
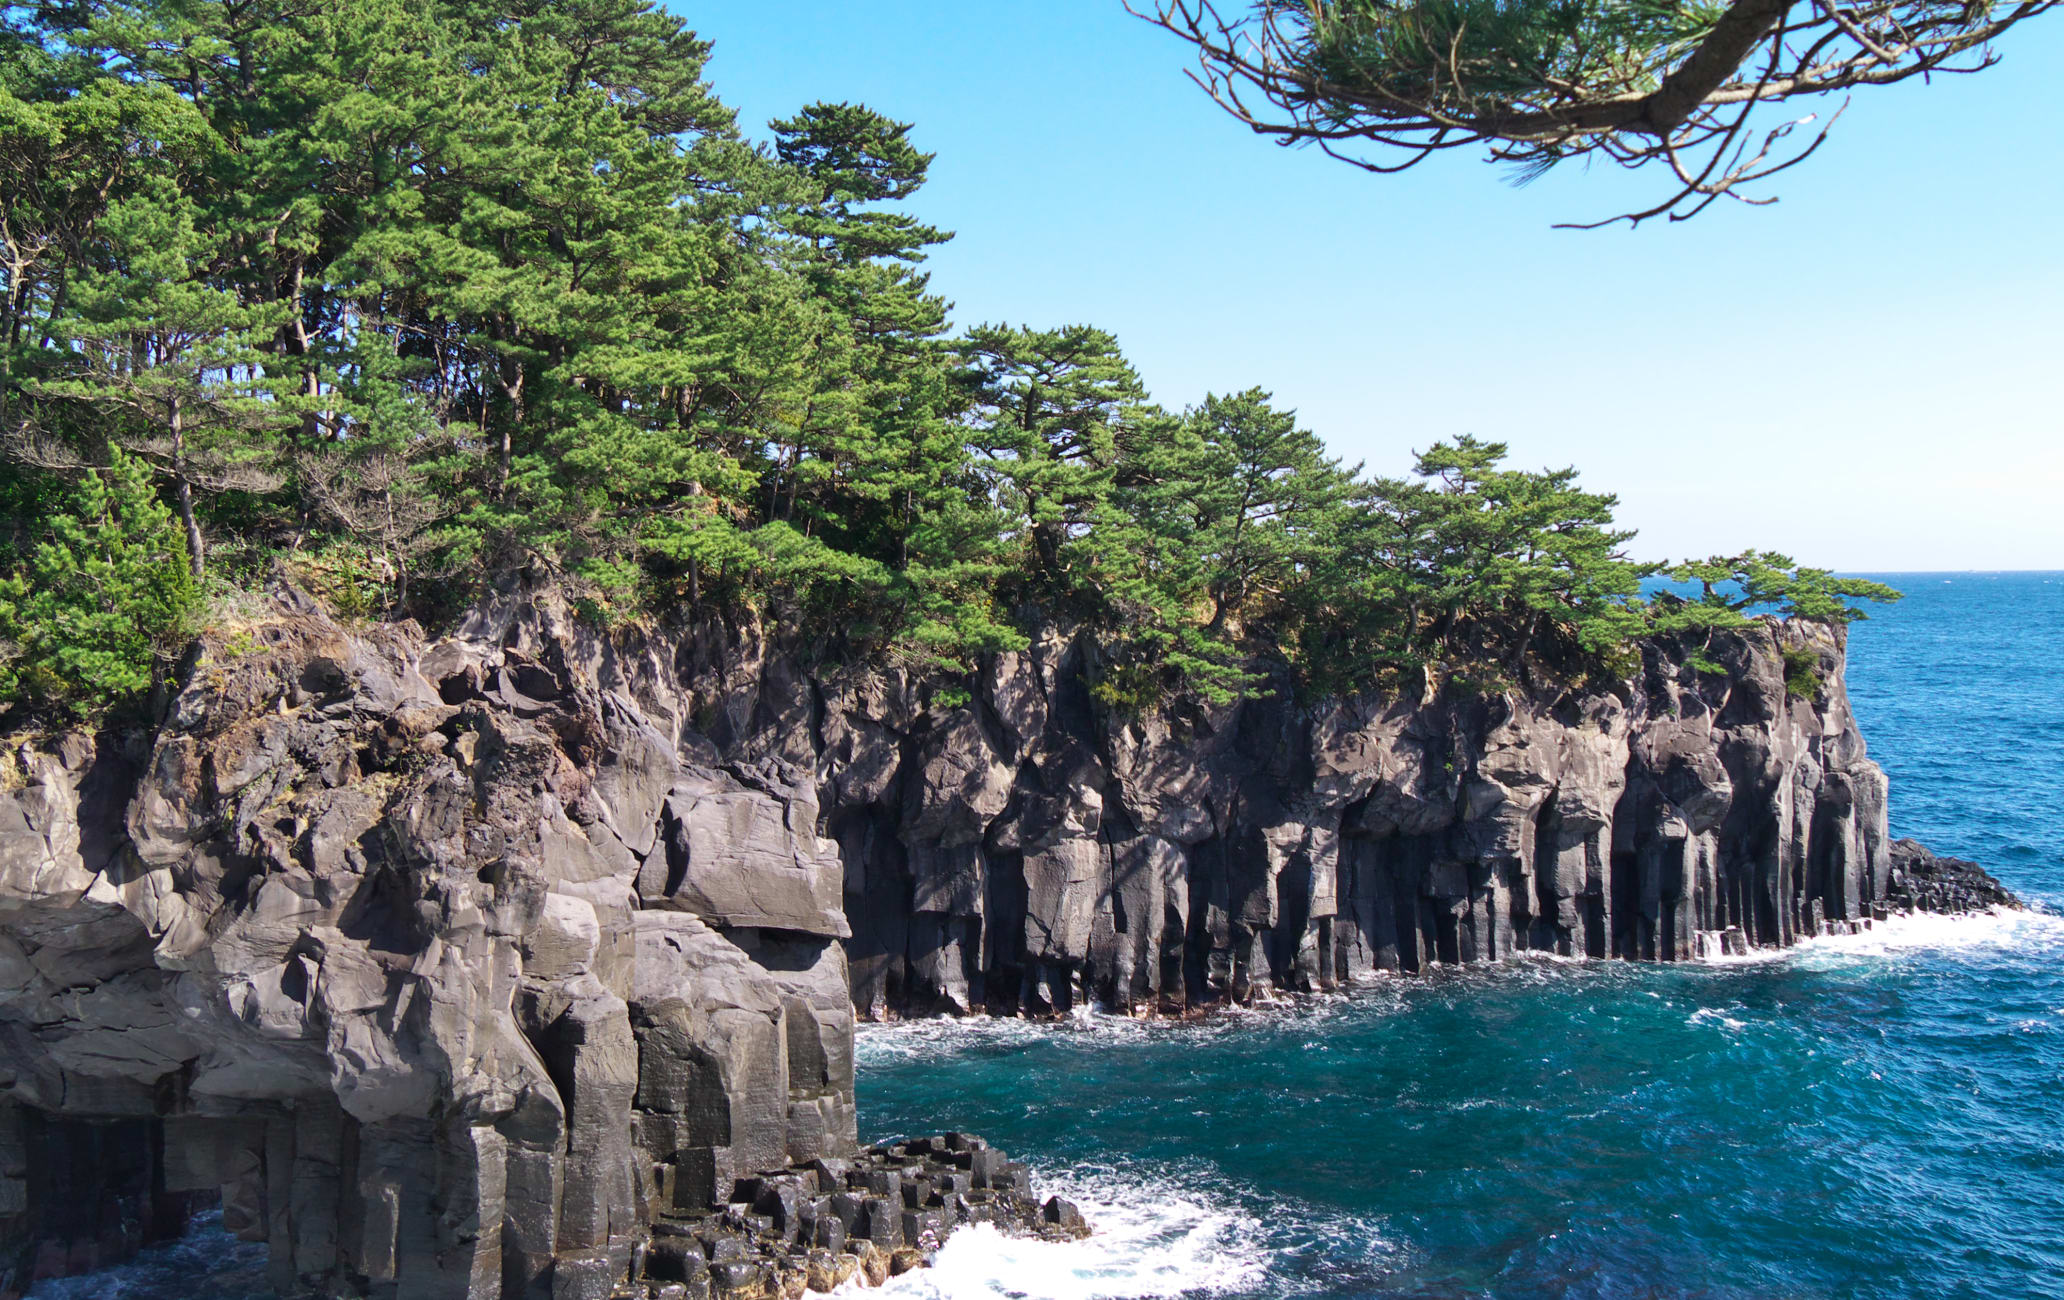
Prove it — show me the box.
[850,572,2064,1300]
[47,573,2064,1299]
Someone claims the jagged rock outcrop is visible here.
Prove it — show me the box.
[1886,839,2021,915]
[816,617,2011,1015]
[0,595,862,1297]
[0,585,2015,1297]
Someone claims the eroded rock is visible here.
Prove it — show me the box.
[0,603,862,1297]
[0,587,2014,1296]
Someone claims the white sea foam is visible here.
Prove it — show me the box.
[1787,905,2064,963]
[855,1014,1070,1064]
[846,1168,1273,1300]
[853,991,1399,1067]
[853,1007,1185,1066]
[1695,905,2064,970]
[1687,1006,1748,1031]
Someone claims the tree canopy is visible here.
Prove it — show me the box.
[0,0,1897,718]
[1134,0,2057,224]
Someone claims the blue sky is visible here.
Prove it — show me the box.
[681,2,2063,571]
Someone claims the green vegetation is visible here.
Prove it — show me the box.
[0,449,201,714]
[0,0,1898,718]
[1661,553,1904,626]
[1685,651,1728,676]
[1782,647,1826,700]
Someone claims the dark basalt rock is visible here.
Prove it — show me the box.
[613,1134,1068,1299]
[0,585,2008,1296]
[823,616,2024,1016]
[0,601,865,1297]
[1886,839,2021,915]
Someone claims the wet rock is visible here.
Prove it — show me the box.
[828,1251,860,1288]
[1887,839,2020,915]
[709,1260,764,1299]
[887,1248,926,1277]
[803,1248,839,1292]
[1040,1196,1091,1240]
[855,1241,889,1287]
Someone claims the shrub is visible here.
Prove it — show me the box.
[285,543,393,622]
[0,450,203,717]
[1781,646,1823,700]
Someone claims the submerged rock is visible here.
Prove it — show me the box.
[0,586,2008,1295]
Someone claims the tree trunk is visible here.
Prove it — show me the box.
[497,363,523,497]
[1032,520,1062,575]
[1511,611,1540,676]
[169,393,205,579]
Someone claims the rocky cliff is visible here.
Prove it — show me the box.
[0,587,2014,1297]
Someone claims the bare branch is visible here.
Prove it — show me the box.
[0,424,97,473]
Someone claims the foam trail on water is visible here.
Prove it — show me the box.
[848,1169,1274,1300]
[855,1014,1077,1065]
[855,989,1412,1070]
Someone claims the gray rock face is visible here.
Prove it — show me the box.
[1,601,856,1297]
[0,588,2014,1296]
[1886,838,2021,915]
[809,618,2013,1015]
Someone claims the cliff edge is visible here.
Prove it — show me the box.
[0,588,2016,1297]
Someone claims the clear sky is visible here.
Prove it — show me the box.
[681,2,2063,572]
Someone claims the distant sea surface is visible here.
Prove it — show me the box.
[54,573,2064,1300]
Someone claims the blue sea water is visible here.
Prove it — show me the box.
[854,573,2064,1300]
[50,573,2064,1299]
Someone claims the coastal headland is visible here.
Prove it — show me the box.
[0,587,2013,1298]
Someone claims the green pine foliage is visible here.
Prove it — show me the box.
[0,450,202,715]
[0,0,1899,719]
[1659,551,1904,625]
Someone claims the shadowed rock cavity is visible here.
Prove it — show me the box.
[0,588,2013,1296]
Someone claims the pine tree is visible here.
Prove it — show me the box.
[756,101,1019,667]
[0,448,201,714]
[1182,388,1356,633]
[959,324,1146,588]
[1402,436,1652,668]
[1662,551,1902,625]
[0,0,1903,714]
[29,174,292,577]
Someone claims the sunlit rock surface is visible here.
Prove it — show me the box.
[0,584,2010,1296]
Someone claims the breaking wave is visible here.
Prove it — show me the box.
[851,1167,1278,1299]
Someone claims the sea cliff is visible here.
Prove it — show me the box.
[0,586,2012,1298]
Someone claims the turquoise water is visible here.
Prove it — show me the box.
[858,573,2064,1300]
